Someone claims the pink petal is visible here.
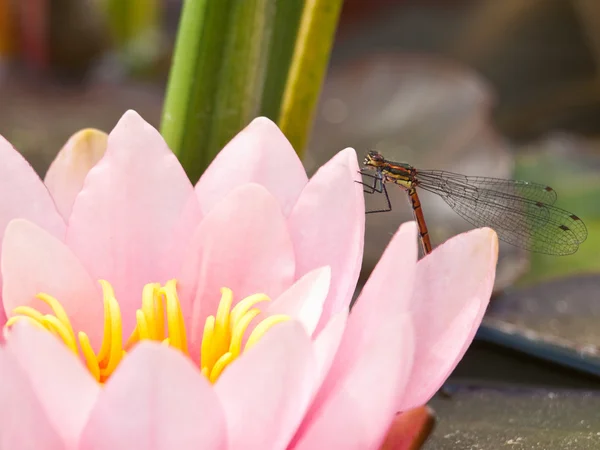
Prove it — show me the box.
[195,117,308,216]
[0,135,65,239]
[312,311,347,388]
[399,228,498,411]
[300,222,418,430]
[2,219,104,347]
[287,148,365,333]
[266,266,331,336]
[293,314,415,449]
[0,333,65,449]
[6,323,100,447]
[178,183,295,356]
[80,343,227,450]
[215,321,316,449]
[65,110,201,335]
[0,135,67,323]
[342,221,418,354]
[44,128,108,220]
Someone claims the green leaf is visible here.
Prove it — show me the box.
[161,0,277,183]
[207,0,277,156]
[259,0,305,120]
[161,0,231,183]
[277,0,344,158]
[161,0,342,181]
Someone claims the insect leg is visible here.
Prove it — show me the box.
[365,180,392,214]
[356,170,384,194]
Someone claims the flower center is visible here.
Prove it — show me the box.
[4,280,290,384]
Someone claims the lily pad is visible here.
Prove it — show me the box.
[470,273,600,384]
[486,273,600,350]
[425,385,600,449]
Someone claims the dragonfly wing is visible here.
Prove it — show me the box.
[418,175,587,256]
[420,170,558,205]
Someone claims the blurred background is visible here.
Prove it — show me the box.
[3,1,600,444]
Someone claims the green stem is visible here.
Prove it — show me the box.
[259,0,305,119]
[161,0,277,183]
[277,0,344,158]
[208,0,276,156]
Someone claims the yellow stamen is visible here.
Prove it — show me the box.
[36,293,76,340]
[97,280,116,363]
[230,293,270,324]
[141,283,161,340]
[136,310,150,340]
[4,280,291,384]
[6,306,45,327]
[229,308,261,358]
[79,332,100,382]
[162,280,188,353]
[199,289,290,381]
[41,315,78,356]
[101,293,123,378]
[245,314,290,351]
[209,352,233,383]
[201,315,216,370]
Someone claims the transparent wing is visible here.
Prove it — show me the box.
[417,171,587,256]
[422,170,558,205]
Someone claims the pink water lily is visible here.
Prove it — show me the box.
[0,111,498,449]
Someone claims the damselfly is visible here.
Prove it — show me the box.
[359,150,588,256]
